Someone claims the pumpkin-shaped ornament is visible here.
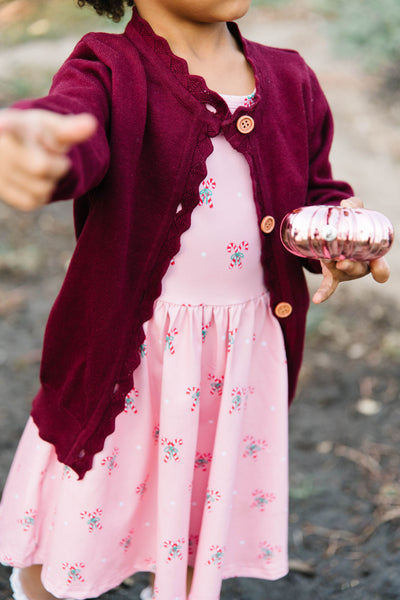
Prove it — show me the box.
[280,205,394,262]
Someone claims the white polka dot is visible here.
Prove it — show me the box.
[221,335,226,341]
[64,521,68,526]
[201,251,207,257]
[145,522,151,527]
[164,398,169,405]
[261,341,267,347]
[119,501,124,507]
[245,338,250,344]
[101,558,107,563]
[192,502,197,507]
[221,451,227,456]
[170,500,176,506]
[136,445,142,450]
[239,540,245,545]
[15,494,19,499]
[237,192,243,198]
[50,475,56,480]
[232,490,237,495]
[209,420,214,424]
[270,406,276,411]
[281,457,286,462]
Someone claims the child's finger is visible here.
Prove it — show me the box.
[370,257,390,283]
[4,131,71,179]
[340,196,363,209]
[312,261,338,304]
[0,132,71,210]
[335,259,369,278]
[3,164,62,205]
[40,112,98,152]
[312,280,338,304]
[0,176,47,211]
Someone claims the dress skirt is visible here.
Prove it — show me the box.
[0,93,289,600]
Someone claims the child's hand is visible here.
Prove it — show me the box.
[312,197,390,304]
[0,109,97,211]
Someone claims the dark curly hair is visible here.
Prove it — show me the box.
[77,0,135,22]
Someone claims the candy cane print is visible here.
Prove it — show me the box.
[186,386,200,411]
[161,437,183,462]
[62,562,86,584]
[124,387,139,413]
[199,178,216,207]
[251,489,277,511]
[227,328,238,352]
[242,435,269,460]
[80,508,103,532]
[165,327,178,354]
[206,489,222,511]
[208,373,224,396]
[226,241,249,269]
[207,545,225,568]
[163,538,185,562]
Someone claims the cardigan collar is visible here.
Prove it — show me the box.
[124,7,262,126]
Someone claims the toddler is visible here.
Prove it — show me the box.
[0,1,389,599]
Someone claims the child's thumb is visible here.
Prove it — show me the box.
[47,113,98,150]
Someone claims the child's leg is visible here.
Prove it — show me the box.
[186,566,194,596]
[146,567,193,597]
[18,566,58,600]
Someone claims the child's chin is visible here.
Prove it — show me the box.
[208,0,252,22]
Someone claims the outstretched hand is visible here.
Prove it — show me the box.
[312,197,390,304]
[0,109,97,211]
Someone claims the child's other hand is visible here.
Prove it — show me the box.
[0,109,97,211]
[312,197,390,304]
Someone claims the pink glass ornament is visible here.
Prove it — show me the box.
[280,205,394,261]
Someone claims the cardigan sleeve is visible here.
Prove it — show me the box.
[305,66,353,207]
[12,36,112,201]
[302,65,354,273]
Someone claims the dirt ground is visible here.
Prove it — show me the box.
[0,3,399,599]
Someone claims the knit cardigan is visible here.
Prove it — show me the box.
[15,8,353,478]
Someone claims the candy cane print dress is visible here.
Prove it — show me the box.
[0,92,289,600]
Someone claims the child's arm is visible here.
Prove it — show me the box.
[300,66,390,301]
[0,109,97,211]
[312,197,390,303]
[0,33,118,209]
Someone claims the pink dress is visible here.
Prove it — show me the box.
[0,93,289,600]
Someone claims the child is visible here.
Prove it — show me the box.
[0,1,389,599]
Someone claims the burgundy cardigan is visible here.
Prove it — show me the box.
[15,9,353,478]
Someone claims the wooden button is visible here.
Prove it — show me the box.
[236,115,255,134]
[274,302,293,319]
[260,215,275,234]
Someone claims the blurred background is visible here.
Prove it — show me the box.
[0,1,399,599]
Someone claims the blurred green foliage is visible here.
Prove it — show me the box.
[0,0,126,47]
[312,0,400,72]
